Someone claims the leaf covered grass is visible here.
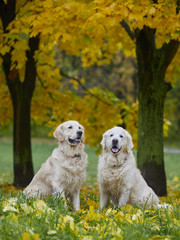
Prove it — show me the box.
[0,178,180,240]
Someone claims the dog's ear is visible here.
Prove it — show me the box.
[82,132,85,143]
[79,125,85,143]
[53,124,64,142]
[101,132,108,151]
[126,131,134,154]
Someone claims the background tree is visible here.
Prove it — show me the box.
[135,27,179,196]
[35,0,179,196]
[59,0,180,196]
[0,0,136,186]
[0,0,40,187]
[0,0,180,194]
[55,49,138,103]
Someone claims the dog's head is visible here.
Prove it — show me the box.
[53,120,85,145]
[101,126,134,155]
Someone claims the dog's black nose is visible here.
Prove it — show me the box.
[112,139,118,145]
[77,130,82,137]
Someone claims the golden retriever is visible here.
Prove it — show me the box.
[98,126,159,209]
[24,120,88,211]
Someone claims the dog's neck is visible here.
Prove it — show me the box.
[112,155,127,168]
[103,150,130,168]
[57,141,84,158]
[60,150,81,159]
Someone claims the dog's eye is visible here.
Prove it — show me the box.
[79,126,81,129]
[120,134,123,138]
[68,126,72,129]
[110,134,113,137]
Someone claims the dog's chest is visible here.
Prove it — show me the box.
[54,159,86,188]
[101,167,125,191]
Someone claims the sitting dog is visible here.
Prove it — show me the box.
[98,126,159,209]
[24,120,88,211]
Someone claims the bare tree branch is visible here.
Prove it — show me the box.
[120,19,135,41]
[177,0,180,14]
[60,70,114,107]
[37,74,56,101]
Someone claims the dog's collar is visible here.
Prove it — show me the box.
[113,156,127,168]
[61,150,81,158]
[72,154,81,158]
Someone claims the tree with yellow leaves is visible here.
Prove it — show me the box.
[0,0,180,195]
[58,0,180,195]
[0,0,134,187]
[48,0,179,196]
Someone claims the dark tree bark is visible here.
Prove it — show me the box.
[0,0,40,187]
[135,27,179,196]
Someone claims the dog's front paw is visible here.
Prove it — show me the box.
[118,198,128,208]
[74,206,80,212]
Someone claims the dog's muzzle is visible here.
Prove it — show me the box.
[111,146,121,154]
[111,139,121,154]
[68,131,82,145]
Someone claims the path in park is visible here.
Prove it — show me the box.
[164,148,180,154]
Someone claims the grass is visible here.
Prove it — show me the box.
[0,138,180,240]
[0,181,179,240]
[0,138,98,184]
[0,138,179,183]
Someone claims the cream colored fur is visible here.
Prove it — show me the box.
[24,120,88,211]
[98,126,159,209]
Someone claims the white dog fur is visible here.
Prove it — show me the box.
[98,126,159,209]
[24,120,88,211]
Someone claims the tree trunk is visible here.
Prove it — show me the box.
[12,83,34,187]
[2,36,40,187]
[135,27,179,196]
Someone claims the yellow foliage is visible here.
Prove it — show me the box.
[1,0,179,69]
[85,206,101,221]
[0,0,179,147]
[22,232,31,240]
[32,234,40,240]
[87,199,99,209]
[0,69,13,126]
[165,47,180,84]
[0,179,179,239]
[41,86,138,150]
[163,119,171,137]
[70,79,79,90]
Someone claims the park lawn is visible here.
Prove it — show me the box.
[0,138,179,183]
[0,138,180,240]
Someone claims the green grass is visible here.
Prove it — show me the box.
[0,138,98,184]
[0,138,179,183]
[164,152,180,180]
